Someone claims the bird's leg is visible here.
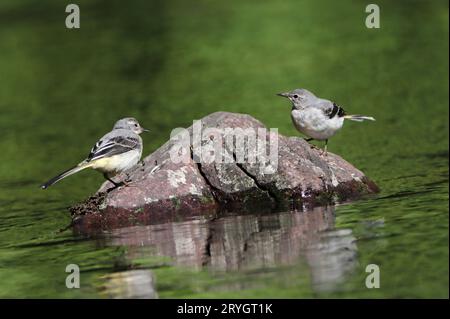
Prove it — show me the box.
[139,160,146,171]
[103,173,122,188]
[320,140,328,156]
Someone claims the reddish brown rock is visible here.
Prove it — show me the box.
[70,112,378,232]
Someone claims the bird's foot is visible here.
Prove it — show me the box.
[106,182,125,193]
[105,173,138,190]
[112,180,138,190]
[303,137,320,150]
[319,149,328,157]
[124,172,144,188]
[119,174,138,188]
[319,146,328,157]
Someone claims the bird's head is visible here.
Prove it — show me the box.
[113,117,149,134]
[277,88,316,109]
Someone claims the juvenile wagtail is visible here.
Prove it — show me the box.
[277,88,375,155]
[41,117,148,189]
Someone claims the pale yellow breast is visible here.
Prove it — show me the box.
[90,150,141,175]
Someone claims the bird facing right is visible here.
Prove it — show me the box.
[277,88,375,155]
[41,117,148,189]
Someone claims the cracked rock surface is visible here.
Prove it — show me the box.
[70,112,378,230]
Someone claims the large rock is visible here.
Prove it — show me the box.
[70,112,378,231]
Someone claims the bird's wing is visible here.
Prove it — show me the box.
[313,99,347,119]
[86,131,141,162]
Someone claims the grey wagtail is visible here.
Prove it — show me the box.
[41,117,149,189]
[277,88,375,155]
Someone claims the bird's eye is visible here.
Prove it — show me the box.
[134,124,138,127]
[293,95,298,98]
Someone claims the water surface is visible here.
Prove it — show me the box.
[0,0,448,298]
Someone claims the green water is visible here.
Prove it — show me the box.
[0,0,448,298]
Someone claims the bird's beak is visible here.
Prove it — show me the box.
[142,128,150,132]
[277,92,289,98]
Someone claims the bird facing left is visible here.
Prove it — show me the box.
[277,88,375,155]
[41,117,149,189]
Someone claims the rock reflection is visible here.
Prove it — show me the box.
[108,206,357,292]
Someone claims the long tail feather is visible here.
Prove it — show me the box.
[41,162,92,189]
[344,115,375,122]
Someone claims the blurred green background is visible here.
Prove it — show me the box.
[0,0,448,298]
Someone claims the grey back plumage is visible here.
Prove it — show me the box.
[86,129,142,162]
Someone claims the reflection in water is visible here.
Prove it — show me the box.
[100,270,158,299]
[105,206,357,296]
[306,229,358,292]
